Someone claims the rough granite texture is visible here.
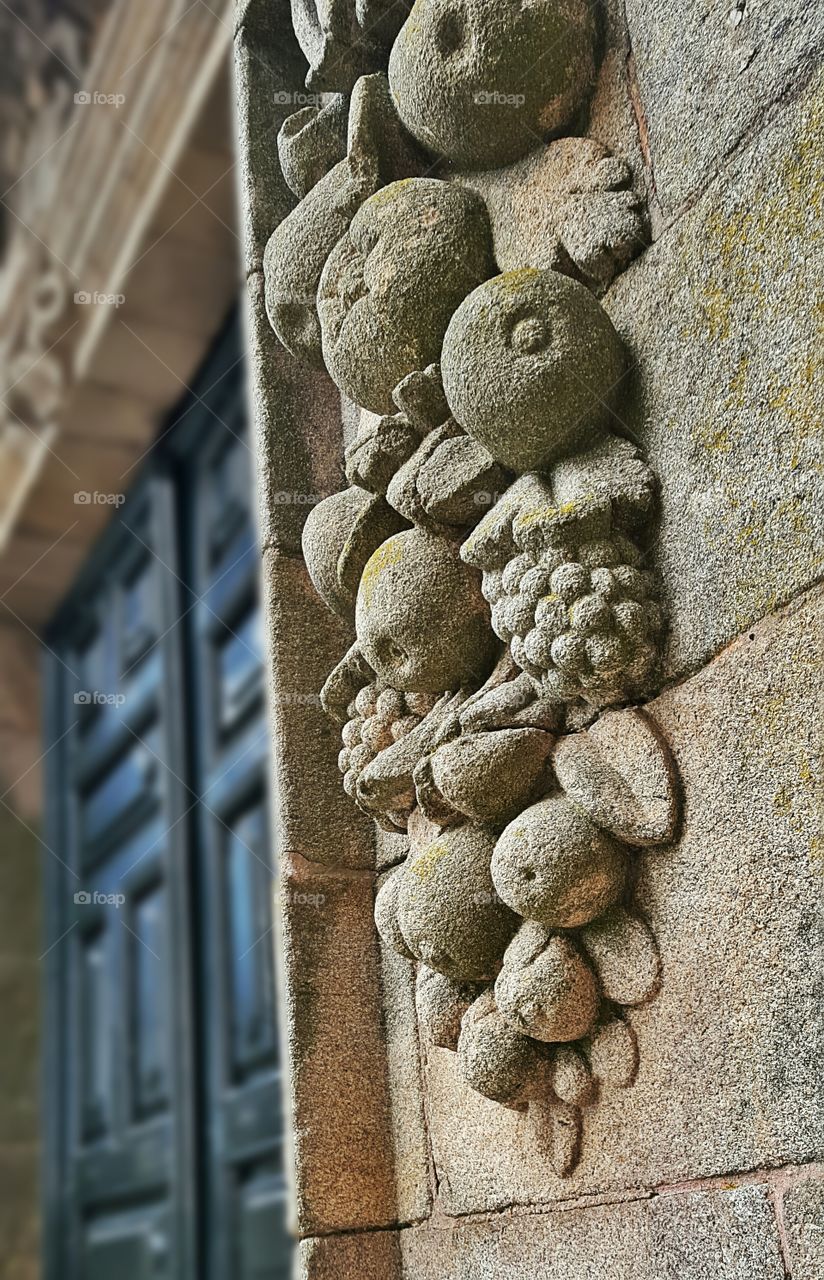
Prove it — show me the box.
[298,1184,789,1279]
[783,1177,824,1277]
[605,73,824,683]
[247,271,347,556]
[424,588,823,1214]
[278,854,398,1234]
[238,1,824,1274]
[262,549,378,869]
[623,0,823,213]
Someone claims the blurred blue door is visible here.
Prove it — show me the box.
[42,319,292,1279]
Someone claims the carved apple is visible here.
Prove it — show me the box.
[495,921,599,1043]
[491,793,626,929]
[388,0,596,169]
[318,178,494,413]
[456,990,546,1105]
[397,824,517,981]
[441,269,626,473]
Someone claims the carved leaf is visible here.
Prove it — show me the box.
[585,1016,639,1088]
[580,907,661,1007]
[553,708,679,846]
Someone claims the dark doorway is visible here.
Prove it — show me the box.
[42,319,292,1279]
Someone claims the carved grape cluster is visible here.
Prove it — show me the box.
[482,531,664,707]
[339,683,438,799]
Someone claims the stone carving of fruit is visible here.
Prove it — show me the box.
[415,966,480,1051]
[491,794,626,929]
[388,0,596,169]
[318,178,494,413]
[374,864,416,959]
[462,477,665,709]
[355,527,499,692]
[396,823,517,980]
[338,682,438,819]
[415,727,554,826]
[456,990,547,1105]
[302,486,408,618]
[442,269,626,473]
[494,921,599,1043]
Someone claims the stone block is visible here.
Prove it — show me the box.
[783,1176,824,1278]
[262,550,377,869]
[624,0,823,211]
[297,1231,402,1280]
[393,1184,786,1279]
[246,271,346,556]
[376,882,433,1225]
[605,76,824,682]
[278,854,397,1235]
[233,15,304,275]
[426,588,823,1214]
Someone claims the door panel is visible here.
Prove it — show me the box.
[180,390,289,1280]
[43,320,288,1277]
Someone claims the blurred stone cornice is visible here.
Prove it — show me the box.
[0,0,240,622]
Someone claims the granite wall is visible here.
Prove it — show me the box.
[235,1,823,1274]
[0,625,42,1280]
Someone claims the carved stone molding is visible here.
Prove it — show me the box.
[263,0,681,1176]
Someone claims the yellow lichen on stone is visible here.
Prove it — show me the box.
[410,841,449,885]
[359,537,404,610]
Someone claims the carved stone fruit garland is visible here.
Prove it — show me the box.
[267,0,681,1176]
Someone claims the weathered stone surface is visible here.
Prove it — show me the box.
[783,1176,824,1278]
[302,485,407,618]
[425,589,823,1213]
[457,138,648,293]
[262,550,378,868]
[318,179,494,415]
[491,795,626,929]
[376,911,435,1225]
[397,824,516,982]
[605,75,824,682]
[247,271,346,556]
[291,0,411,93]
[278,94,348,200]
[355,528,497,693]
[416,1187,786,1277]
[278,855,397,1234]
[234,21,303,275]
[624,0,822,212]
[442,270,626,474]
[297,1230,401,1280]
[305,1184,785,1279]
